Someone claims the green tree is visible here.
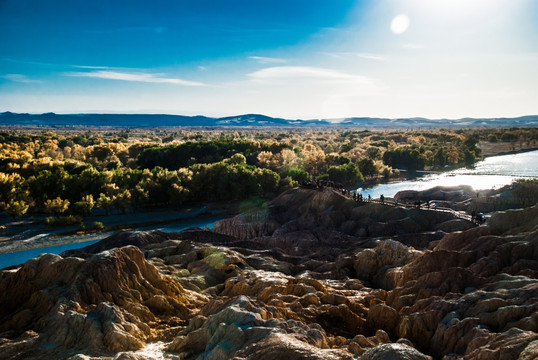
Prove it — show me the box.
[327,163,364,186]
[358,158,377,178]
[98,193,112,215]
[434,148,447,167]
[227,153,247,165]
[112,189,131,214]
[283,168,311,183]
[5,200,29,220]
[44,197,70,216]
[73,194,95,216]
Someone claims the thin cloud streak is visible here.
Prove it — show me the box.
[357,53,385,61]
[248,66,372,83]
[2,74,41,83]
[1,58,134,72]
[65,70,205,86]
[71,65,133,70]
[248,56,287,64]
[321,52,385,61]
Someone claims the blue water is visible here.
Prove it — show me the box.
[141,216,218,232]
[0,216,222,269]
[0,239,100,269]
[357,150,538,199]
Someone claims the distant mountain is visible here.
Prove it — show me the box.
[0,111,537,128]
[0,112,215,127]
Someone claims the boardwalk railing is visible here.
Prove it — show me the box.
[330,188,479,225]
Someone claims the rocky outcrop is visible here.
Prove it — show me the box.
[0,246,205,359]
[395,185,478,203]
[214,187,467,250]
[381,205,538,359]
[1,187,537,359]
[361,343,432,360]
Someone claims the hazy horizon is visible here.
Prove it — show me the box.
[2,110,538,123]
[1,0,537,120]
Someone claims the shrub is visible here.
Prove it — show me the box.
[45,215,82,227]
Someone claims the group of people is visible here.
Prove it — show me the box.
[301,181,485,225]
[300,179,344,190]
[470,210,486,224]
[351,192,371,202]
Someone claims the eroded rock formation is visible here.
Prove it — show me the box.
[0,187,536,359]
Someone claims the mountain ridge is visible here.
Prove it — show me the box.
[1,111,537,128]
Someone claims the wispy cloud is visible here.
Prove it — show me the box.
[2,74,41,83]
[321,52,385,61]
[249,56,287,64]
[248,66,371,83]
[65,70,205,86]
[1,58,134,71]
[71,65,131,70]
[357,53,385,61]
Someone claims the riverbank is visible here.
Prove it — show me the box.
[0,201,239,254]
[478,141,538,157]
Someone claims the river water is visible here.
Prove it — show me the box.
[0,216,219,269]
[357,149,538,199]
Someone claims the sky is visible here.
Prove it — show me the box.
[1,0,537,120]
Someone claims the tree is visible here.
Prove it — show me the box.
[464,150,476,166]
[228,153,247,165]
[73,194,94,216]
[358,158,377,178]
[256,168,280,195]
[169,183,189,207]
[383,148,425,171]
[98,193,112,215]
[44,197,70,216]
[5,200,29,220]
[327,163,364,186]
[112,189,131,214]
[284,168,311,183]
[303,144,326,177]
[434,148,447,167]
[366,147,381,160]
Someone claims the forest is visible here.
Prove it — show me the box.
[0,127,536,224]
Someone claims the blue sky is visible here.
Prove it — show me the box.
[1,0,537,119]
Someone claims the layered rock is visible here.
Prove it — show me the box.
[0,246,205,359]
[383,205,538,359]
[1,187,537,360]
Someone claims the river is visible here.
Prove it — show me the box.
[357,149,538,199]
[0,216,220,269]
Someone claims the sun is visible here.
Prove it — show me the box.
[390,14,410,35]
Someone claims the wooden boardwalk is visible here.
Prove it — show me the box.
[331,188,479,225]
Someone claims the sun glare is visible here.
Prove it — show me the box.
[390,14,410,35]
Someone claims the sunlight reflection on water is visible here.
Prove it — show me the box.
[358,150,538,198]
